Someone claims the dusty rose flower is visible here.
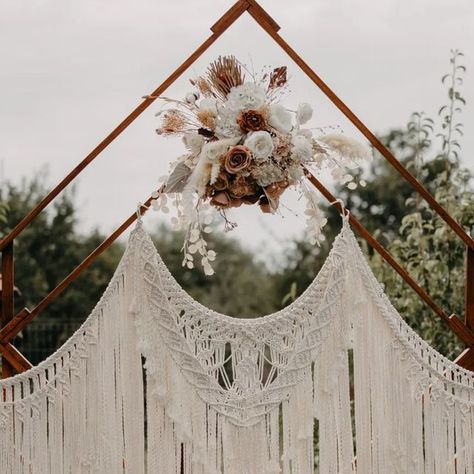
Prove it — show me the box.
[212,172,230,191]
[210,191,243,209]
[265,179,289,201]
[241,193,261,205]
[259,179,289,213]
[272,131,291,159]
[224,145,252,174]
[237,109,267,133]
[228,175,259,198]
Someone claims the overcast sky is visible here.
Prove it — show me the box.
[1,0,473,256]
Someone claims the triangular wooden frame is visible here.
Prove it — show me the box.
[1,0,474,376]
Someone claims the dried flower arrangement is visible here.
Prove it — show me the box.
[152,56,371,275]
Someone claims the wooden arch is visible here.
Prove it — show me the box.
[1,0,474,378]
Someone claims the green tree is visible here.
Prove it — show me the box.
[368,50,473,358]
[1,175,281,364]
[0,174,124,363]
[278,50,473,359]
[151,223,279,318]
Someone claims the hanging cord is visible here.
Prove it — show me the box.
[136,202,149,225]
[329,198,350,226]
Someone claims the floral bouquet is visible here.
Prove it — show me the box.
[152,56,370,275]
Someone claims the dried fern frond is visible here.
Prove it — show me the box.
[157,110,187,135]
[206,56,245,99]
[268,66,287,90]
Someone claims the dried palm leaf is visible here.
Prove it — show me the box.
[268,66,287,90]
[206,56,245,99]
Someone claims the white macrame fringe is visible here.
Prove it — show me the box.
[1,221,474,473]
[0,247,145,473]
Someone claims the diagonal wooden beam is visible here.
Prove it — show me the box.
[304,167,474,350]
[465,248,474,331]
[211,0,252,33]
[454,347,474,372]
[246,0,474,252]
[1,242,15,377]
[0,0,249,253]
[0,342,32,373]
[0,195,157,345]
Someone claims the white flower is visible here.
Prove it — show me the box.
[244,131,274,161]
[252,162,285,187]
[296,102,313,125]
[268,104,292,134]
[227,83,266,111]
[215,106,241,138]
[296,128,313,140]
[199,98,217,113]
[182,133,204,155]
[288,164,304,182]
[291,135,313,162]
[203,262,215,276]
[189,137,240,196]
[317,134,371,162]
[207,250,216,261]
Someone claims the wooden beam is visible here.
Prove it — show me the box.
[0,197,156,345]
[1,242,15,377]
[247,4,474,252]
[0,0,248,253]
[211,0,250,33]
[454,347,474,372]
[246,0,280,32]
[465,247,474,331]
[304,168,474,348]
[0,343,32,373]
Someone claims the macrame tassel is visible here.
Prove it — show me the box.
[2,220,474,474]
[348,229,474,474]
[0,238,146,473]
[314,328,354,473]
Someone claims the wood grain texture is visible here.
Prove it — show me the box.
[0,342,32,373]
[454,347,474,372]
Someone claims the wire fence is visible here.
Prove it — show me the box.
[12,318,84,366]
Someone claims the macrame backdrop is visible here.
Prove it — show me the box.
[1,219,474,474]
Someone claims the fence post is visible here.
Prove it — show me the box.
[1,241,14,378]
[465,247,474,331]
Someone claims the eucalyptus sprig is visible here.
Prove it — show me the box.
[407,112,433,180]
[437,49,466,169]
